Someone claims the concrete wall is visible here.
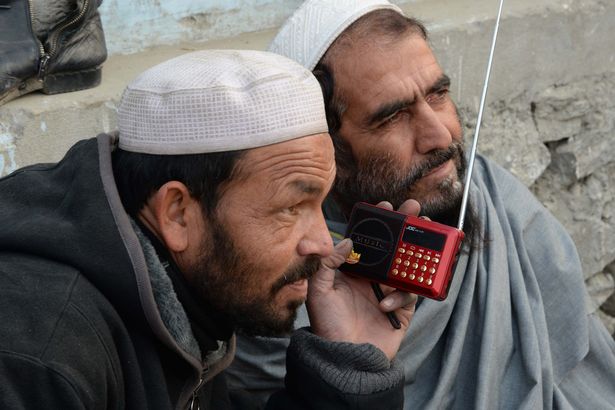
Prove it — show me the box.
[1,0,614,332]
[99,0,305,55]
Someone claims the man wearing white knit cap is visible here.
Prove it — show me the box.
[0,49,418,408]
[228,1,615,409]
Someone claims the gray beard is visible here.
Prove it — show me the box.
[333,141,467,222]
[331,140,483,246]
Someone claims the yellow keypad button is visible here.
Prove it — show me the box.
[398,248,406,254]
[418,276,424,283]
[401,272,407,278]
[409,274,415,280]
[415,253,422,259]
[412,263,419,269]
[420,265,427,272]
[432,257,440,264]
[392,269,399,275]
[403,260,410,267]
[423,255,431,261]
[407,251,414,256]
[395,258,402,264]
[427,279,433,286]
[429,267,436,274]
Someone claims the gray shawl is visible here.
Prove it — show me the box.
[225,155,615,409]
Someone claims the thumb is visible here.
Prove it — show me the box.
[311,238,353,286]
[324,238,353,270]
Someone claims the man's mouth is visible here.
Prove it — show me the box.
[417,150,455,181]
[421,159,454,180]
[286,278,308,290]
[271,256,320,295]
[284,278,309,299]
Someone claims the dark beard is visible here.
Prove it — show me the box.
[332,140,482,246]
[185,216,321,337]
[334,141,466,219]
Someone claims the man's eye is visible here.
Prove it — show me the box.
[284,205,299,215]
[427,88,449,104]
[381,111,404,127]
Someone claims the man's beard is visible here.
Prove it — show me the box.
[184,216,321,337]
[333,140,467,227]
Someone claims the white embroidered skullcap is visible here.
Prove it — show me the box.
[117,49,328,154]
[269,0,403,70]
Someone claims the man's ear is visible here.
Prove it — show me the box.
[139,181,201,253]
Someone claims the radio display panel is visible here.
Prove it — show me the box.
[402,227,446,251]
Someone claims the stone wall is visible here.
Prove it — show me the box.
[531,75,615,332]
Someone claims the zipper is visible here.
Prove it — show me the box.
[187,361,209,410]
[27,0,48,78]
[46,0,91,59]
[188,375,205,410]
[27,0,92,79]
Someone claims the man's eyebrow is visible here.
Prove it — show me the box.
[428,74,451,94]
[366,99,414,127]
[290,179,323,196]
[365,75,451,127]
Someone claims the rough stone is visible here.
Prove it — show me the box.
[597,309,615,336]
[532,143,615,280]
[532,83,593,143]
[586,272,615,312]
[602,263,615,318]
[460,100,551,187]
[532,75,615,185]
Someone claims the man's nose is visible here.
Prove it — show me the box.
[297,213,334,258]
[412,102,453,154]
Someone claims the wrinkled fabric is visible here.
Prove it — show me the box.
[227,154,615,409]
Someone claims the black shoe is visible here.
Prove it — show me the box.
[0,0,108,106]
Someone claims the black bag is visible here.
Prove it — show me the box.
[0,0,107,105]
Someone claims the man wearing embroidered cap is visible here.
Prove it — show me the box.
[228,1,615,408]
[0,49,417,408]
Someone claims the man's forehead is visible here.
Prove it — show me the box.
[333,34,442,98]
[238,134,334,175]
[332,32,434,69]
[224,134,335,203]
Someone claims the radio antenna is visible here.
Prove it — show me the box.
[457,0,505,231]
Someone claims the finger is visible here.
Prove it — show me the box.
[310,238,353,295]
[398,199,421,216]
[375,201,393,210]
[379,284,397,294]
[379,291,418,312]
[315,238,353,279]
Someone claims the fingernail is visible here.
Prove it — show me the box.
[338,238,352,247]
[381,298,393,309]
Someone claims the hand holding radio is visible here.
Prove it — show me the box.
[306,200,419,361]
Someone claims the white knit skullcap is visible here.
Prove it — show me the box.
[269,0,403,70]
[117,49,328,154]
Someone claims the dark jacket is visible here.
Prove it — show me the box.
[0,134,404,409]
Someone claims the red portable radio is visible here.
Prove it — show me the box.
[340,203,464,300]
